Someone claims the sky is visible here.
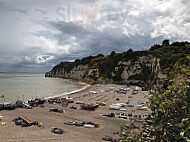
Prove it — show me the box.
[0,0,189,73]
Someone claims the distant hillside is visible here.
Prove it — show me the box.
[45,40,190,89]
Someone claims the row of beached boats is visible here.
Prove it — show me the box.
[0,98,45,110]
[0,102,16,110]
[109,102,148,111]
[64,120,99,128]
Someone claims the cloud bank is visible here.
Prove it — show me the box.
[0,0,189,72]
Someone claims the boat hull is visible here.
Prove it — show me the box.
[80,105,96,110]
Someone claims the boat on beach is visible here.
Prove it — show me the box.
[83,124,95,128]
[109,104,121,110]
[80,104,96,110]
[96,102,106,106]
[0,102,16,110]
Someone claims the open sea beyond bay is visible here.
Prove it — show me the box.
[0,73,84,103]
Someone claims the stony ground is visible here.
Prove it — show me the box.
[0,84,150,142]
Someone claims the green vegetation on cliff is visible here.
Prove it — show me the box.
[149,40,190,69]
[45,40,190,88]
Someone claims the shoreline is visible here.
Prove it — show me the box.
[44,81,92,100]
[0,79,92,103]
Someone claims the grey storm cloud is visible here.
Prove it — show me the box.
[0,0,190,72]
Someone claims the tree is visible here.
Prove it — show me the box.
[149,44,162,51]
[110,51,116,56]
[96,54,104,57]
[162,39,170,47]
[126,48,133,53]
[119,65,190,142]
[74,59,80,63]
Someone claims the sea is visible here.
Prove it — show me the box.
[0,73,85,103]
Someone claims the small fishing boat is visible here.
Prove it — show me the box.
[64,121,76,125]
[80,104,96,110]
[138,106,148,110]
[96,102,106,106]
[0,103,4,110]
[51,127,64,134]
[3,102,16,110]
[109,104,121,110]
[83,124,95,128]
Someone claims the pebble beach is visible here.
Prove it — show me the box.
[0,84,151,142]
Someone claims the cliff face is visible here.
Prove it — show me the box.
[113,55,166,86]
[45,41,190,88]
[45,55,165,87]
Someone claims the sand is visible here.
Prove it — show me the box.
[0,84,150,142]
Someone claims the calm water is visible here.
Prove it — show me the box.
[0,73,83,103]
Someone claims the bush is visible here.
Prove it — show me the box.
[119,66,190,142]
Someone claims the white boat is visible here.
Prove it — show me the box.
[116,103,126,107]
[136,104,143,107]
[23,103,32,109]
[120,108,127,111]
[83,124,95,128]
[66,97,73,100]
[112,103,122,106]
[89,91,97,94]
[138,106,148,110]
[119,112,127,119]
[123,88,131,91]
[109,104,121,110]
